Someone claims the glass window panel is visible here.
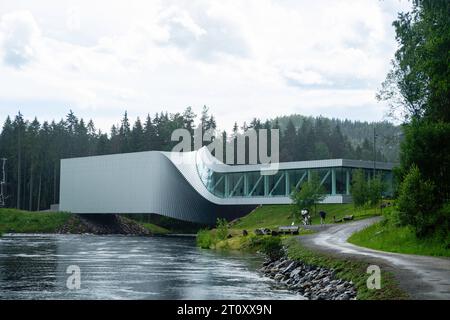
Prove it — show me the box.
[287,169,308,192]
[247,171,264,196]
[210,172,225,197]
[267,171,286,196]
[228,173,245,197]
[335,168,346,195]
[313,168,331,194]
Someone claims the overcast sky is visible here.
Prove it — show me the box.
[0,0,411,133]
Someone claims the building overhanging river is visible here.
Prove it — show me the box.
[59,147,394,225]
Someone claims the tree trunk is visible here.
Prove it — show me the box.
[17,130,21,209]
[37,172,42,211]
[53,164,57,204]
[29,165,33,211]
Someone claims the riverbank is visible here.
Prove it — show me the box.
[198,231,406,299]
[196,204,409,300]
[0,208,71,234]
[260,254,357,300]
[0,209,155,236]
[58,214,152,235]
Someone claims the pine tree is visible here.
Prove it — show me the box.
[119,111,131,153]
[281,120,297,162]
[131,117,145,152]
[182,107,196,134]
[200,106,209,133]
[329,125,346,158]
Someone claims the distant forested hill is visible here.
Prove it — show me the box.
[271,114,401,162]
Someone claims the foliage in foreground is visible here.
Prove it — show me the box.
[399,120,450,205]
[215,218,229,242]
[350,167,450,255]
[196,229,216,249]
[395,165,445,238]
[196,218,231,249]
[378,0,450,240]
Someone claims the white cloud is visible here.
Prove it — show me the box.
[0,10,41,68]
[283,69,330,87]
[66,6,81,32]
[0,0,412,132]
[159,6,206,46]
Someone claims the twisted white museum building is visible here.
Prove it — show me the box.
[59,147,394,224]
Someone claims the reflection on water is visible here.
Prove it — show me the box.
[0,234,303,300]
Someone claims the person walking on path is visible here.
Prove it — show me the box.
[319,210,327,225]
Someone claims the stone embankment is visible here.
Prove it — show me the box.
[259,256,357,300]
[57,214,151,235]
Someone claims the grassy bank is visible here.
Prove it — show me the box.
[198,204,384,249]
[284,237,408,300]
[0,208,71,234]
[229,203,383,231]
[142,223,171,235]
[197,203,384,250]
[125,213,205,235]
[0,209,195,236]
[348,219,450,257]
[196,203,408,300]
[197,225,305,252]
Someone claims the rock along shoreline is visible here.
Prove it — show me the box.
[259,255,357,300]
[57,214,151,236]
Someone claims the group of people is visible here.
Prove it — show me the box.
[299,209,327,225]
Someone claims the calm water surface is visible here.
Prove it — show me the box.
[0,234,303,300]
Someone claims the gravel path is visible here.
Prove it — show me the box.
[297,217,450,300]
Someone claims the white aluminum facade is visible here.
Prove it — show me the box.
[59,147,394,224]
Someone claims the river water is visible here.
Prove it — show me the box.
[0,234,303,300]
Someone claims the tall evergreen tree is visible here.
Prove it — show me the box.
[119,111,131,153]
[281,120,297,162]
[131,117,145,152]
[143,114,157,150]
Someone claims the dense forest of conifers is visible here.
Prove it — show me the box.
[0,106,398,211]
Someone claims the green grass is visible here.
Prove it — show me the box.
[348,219,450,257]
[284,237,408,300]
[0,209,176,236]
[142,223,171,235]
[124,214,205,234]
[197,203,375,250]
[0,208,71,234]
[197,229,217,249]
[231,203,383,231]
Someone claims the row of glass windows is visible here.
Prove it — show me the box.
[197,162,393,199]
